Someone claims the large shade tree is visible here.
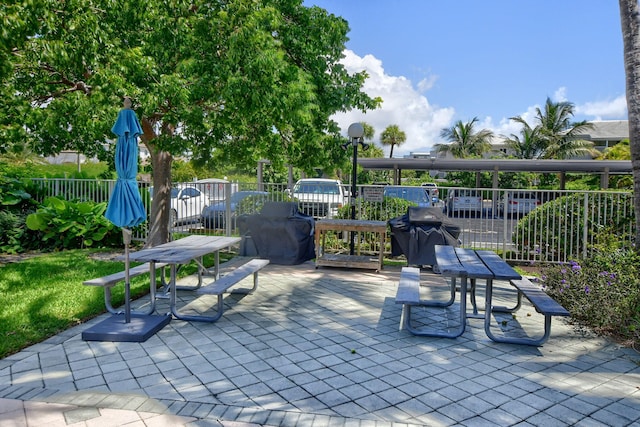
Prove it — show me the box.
[619,0,640,251]
[1,0,380,246]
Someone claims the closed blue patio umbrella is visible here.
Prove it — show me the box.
[83,98,170,341]
[105,98,146,229]
[105,98,146,324]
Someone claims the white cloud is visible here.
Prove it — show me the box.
[332,50,454,157]
[332,51,628,155]
[482,104,540,140]
[553,87,568,103]
[417,75,438,93]
[576,95,628,120]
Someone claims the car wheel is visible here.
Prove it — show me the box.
[169,209,178,227]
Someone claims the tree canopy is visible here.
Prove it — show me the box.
[380,124,406,158]
[435,117,493,158]
[506,98,596,160]
[1,0,381,245]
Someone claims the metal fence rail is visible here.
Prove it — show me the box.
[27,178,635,264]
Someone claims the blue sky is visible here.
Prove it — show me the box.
[305,0,627,156]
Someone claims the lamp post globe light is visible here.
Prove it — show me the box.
[346,122,367,255]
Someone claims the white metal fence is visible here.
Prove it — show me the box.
[27,178,635,264]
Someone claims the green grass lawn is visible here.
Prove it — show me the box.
[0,249,229,359]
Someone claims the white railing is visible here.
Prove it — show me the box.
[27,178,635,264]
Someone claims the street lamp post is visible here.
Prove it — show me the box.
[345,122,367,255]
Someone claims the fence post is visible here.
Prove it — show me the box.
[582,192,589,260]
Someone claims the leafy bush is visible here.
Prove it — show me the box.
[26,197,122,250]
[336,197,414,221]
[539,235,640,345]
[330,197,414,253]
[0,176,41,253]
[514,192,635,262]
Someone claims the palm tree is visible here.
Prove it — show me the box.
[619,0,640,249]
[503,117,545,159]
[380,124,406,158]
[435,117,494,158]
[361,122,375,143]
[534,97,597,159]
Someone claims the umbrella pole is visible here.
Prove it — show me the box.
[123,228,132,323]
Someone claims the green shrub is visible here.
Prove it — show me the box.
[330,197,414,253]
[337,197,414,221]
[0,176,41,253]
[539,235,640,345]
[25,197,122,250]
[514,192,635,262]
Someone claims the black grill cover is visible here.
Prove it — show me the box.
[238,202,315,265]
[388,206,461,267]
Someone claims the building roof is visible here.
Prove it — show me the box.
[574,120,629,141]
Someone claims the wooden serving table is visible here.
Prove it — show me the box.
[314,219,387,271]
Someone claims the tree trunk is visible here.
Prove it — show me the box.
[140,118,173,248]
[619,0,640,252]
[147,148,172,247]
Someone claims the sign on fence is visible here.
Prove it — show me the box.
[363,186,384,202]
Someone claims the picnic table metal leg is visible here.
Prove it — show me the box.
[417,276,456,307]
[403,277,467,338]
[175,256,208,291]
[146,263,158,314]
[491,289,523,313]
[167,259,227,323]
[483,280,549,346]
[468,278,482,318]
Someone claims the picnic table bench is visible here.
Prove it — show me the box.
[83,262,168,315]
[395,265,467,338]
[195,258,270,322]
[395,245,570,346]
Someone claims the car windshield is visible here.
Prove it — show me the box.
[170,188,180,198]
[384,188,429,203]
[230,192,249,203]
[294,182,340,194]
[230,192,263,203]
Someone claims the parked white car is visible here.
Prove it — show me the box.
[193,178,239,204]
[289,178,347,218]
[150,185,209,226]
[446,189,483,216]
[421,182,440,203]
[499,191,541,217]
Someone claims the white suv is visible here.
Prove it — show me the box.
[290,178,347,218]
[421,182,440,203]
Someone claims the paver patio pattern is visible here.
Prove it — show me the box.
[1,259,639,426]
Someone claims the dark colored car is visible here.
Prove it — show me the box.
[201,191,269,229]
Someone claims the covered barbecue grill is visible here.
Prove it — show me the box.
[388,206,461,267]
[238,201,315,265]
